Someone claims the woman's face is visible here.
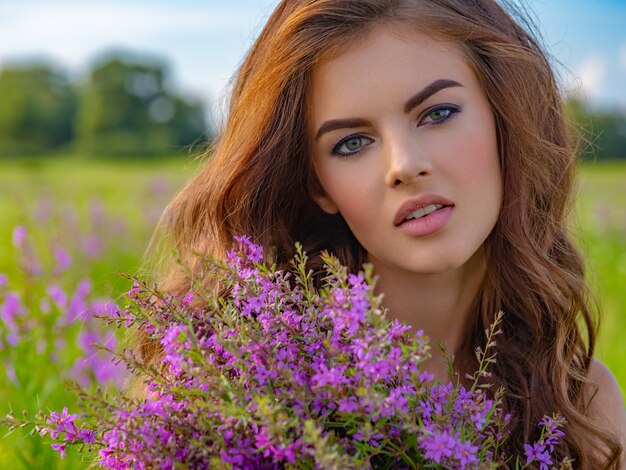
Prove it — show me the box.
[308,26,503,276]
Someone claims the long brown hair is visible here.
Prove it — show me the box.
[153,0,621,466]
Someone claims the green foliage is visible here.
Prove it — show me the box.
[0,52,211,158]
[0,64,77,156]
[76,54,209,156]
[574,163,626,389]
[565,98,626,160]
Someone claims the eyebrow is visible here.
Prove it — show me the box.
[314,78,464,141]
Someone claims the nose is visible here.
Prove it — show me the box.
[384,132,433,188]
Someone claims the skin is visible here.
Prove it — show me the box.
[307,24,626,451]
[308,26,502,381]
[588,361,626,465]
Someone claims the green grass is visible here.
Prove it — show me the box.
[0,155,201,468]
[0,155,201,295]
[575,162,626,389]
[0,156,624,467]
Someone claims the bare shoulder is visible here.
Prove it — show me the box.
[588,360,625,410]
[587,359,626,450]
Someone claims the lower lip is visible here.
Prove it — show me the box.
[397,206,454,237]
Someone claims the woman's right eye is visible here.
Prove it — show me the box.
[332,135,373,157]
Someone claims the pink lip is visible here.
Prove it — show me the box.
[393,194,455,227]
[398,206,454,237]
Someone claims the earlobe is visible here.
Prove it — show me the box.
[308,175,340,215]
[313,193,340,215]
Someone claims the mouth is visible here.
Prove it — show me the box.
[403,203,446,222]
[394,195,455,226]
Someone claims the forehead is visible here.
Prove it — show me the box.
[308,25,476,122]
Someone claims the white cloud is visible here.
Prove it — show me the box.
[575,54,608,100]
[0,2,242,68]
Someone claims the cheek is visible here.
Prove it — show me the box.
[444,119,501,194]
[316,160,381,221]
[468,147,503,225]
[473,130,502,199]
[455,148,500,189]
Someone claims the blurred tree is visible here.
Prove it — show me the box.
[588,113,626,160]
[565,98,626,160]
[0,64,77,156]
[76,54,209,157]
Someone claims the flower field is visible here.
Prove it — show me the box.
[0,156,624,468]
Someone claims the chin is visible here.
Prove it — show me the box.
[401,249,482,276]
[397,258,462,276]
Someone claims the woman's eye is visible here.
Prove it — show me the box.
[332,135,373,156]
[420,105,459,126]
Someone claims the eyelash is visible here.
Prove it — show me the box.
[420,104,460,126]
[330,104,461,157]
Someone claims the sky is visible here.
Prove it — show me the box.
[0,0,625,124]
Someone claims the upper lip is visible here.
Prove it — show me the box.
[393,193,455,226]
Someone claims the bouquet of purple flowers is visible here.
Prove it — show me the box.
[2,236,570,469]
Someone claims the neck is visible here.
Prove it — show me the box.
[369,247,486,382]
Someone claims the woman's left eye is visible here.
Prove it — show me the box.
[419,105,459,126]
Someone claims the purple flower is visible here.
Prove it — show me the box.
[421,430,455,462]
[8,237,567,469]
[4,361,17,384]
[228,235,264,266]
[161,324,188,375]
[338,397,359,413]
[1,291,23,324]
[456,439,480,466]
[311,364,350,389]
[0,273,8,288]
[12,226,27,248]
[75,279,92,298]
[91,300,119,318]
[5,333,18,346]
[524,414,566,469]
[71,330,123,387]
[381,386,410,417]
[127,280,140,298]
[47,407,79,439]
[183,292,194,305]
[79,428,96,443]
[67,279,92,321]
[524,442,553,469]
[53,247,72,274]
[51,443,67,458]
[81,234,102,258]
[78,331,100,353]
[327,285,367,336]
[48,407,78,430]
[47,285,68,310]
[538,415,566,448]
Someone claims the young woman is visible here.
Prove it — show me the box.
[153,0,626,467]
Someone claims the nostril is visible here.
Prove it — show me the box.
[393,178,402,187]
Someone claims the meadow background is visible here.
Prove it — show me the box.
[1,0,625,467]
[0,155,625,468]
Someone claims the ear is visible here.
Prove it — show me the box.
[308,175,339,215]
